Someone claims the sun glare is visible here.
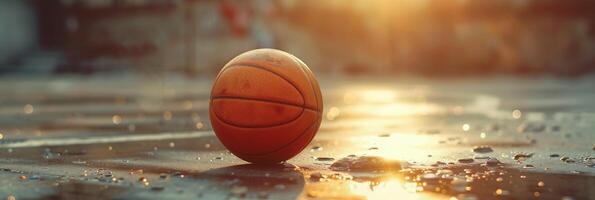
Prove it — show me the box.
[350,179,444,200]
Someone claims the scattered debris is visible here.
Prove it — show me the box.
[330,156,401,172]
[513,153,534,161]
[315,157,335,162]
[472,146,493,153]
[485,158,501,167]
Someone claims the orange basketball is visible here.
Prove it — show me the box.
[209,49,323,164]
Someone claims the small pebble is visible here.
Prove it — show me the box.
[485,158,501,166]
[549,154,560,158]
[472,146,493,153]
[560,157,575,163]
[315,157,335,162]
[458,158,474,163]
[309,172,327,181]
[523,164,535,169]
[513,153,534,161]
[159,173,168,179]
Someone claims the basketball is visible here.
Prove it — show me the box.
[209,49,323,164]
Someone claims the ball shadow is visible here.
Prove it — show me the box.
[193,163,305,199]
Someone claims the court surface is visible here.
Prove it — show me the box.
[1,75,594,200]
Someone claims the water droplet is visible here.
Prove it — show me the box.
[326,107,341,121]
[163,111,173,121]
[533,191,540,197]
[512,109,522,119]
[462,124,470,131]
[537,181,545,187]
[195,122,204,129]
[310,146,323,151]
[23,104,34,114]
[112,115,122,125]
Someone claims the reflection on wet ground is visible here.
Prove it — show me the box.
[0,76,594,199]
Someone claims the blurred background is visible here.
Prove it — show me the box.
[1,0,595,77]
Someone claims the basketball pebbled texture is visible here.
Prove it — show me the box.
[209,48,323,164]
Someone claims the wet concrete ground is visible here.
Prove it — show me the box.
[0,75,594,200]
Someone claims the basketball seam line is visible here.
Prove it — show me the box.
[225,112,322,158]
[237,119,319,158]
[211,97,306,128]
[288,54,321,111]
[211,96,319,112]
[222,63,310,107]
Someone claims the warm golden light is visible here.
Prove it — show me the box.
[349,179,444,200]
[360,89,398,104]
